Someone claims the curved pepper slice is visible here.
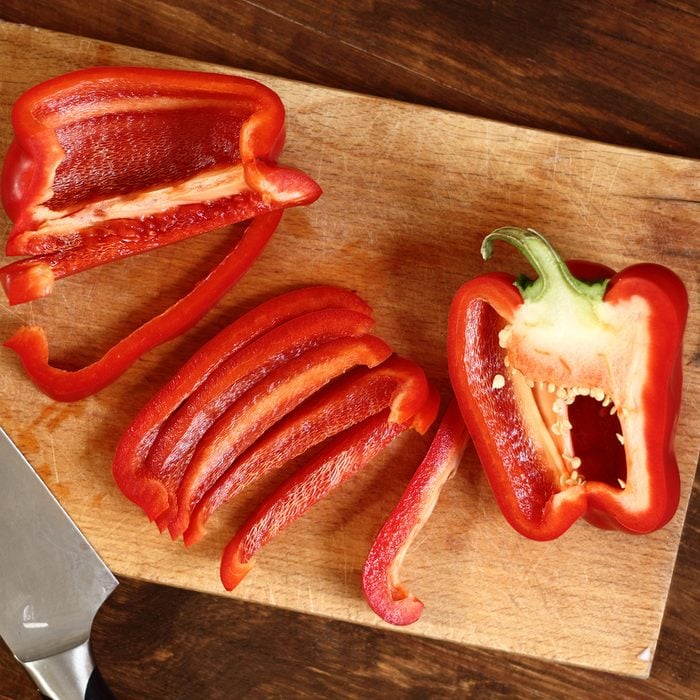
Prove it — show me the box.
[362,399,469,626]
[447,227,687,539]
[112,285,375,523]
[3,211,283,401]
[220,386,440,591]
[1,66,321,302]
[185,355,432,546]
[146,307,376,506]
[168,334,393,538]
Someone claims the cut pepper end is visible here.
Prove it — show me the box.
[220,540,253,591]
[1,260,55,304]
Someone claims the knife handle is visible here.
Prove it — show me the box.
[22,639,116,699]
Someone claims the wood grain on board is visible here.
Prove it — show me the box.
[0,21,697,678]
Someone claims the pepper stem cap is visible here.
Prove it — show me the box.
[481,227,608,303]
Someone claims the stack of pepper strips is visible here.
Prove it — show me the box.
[0,69,687,627]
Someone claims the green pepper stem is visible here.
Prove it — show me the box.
[481,227,608,303]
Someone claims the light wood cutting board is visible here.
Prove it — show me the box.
[0,21,697,678]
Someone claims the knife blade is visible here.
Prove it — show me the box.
[0,426,118,699]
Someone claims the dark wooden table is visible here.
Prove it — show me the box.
[0,2,698,698]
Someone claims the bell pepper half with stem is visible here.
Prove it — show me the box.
[447,227,687,540]
[220,385,440,591]
[112,285,377,525]
[1,66,321,304]
[362,398,469,626]
[185,355,433,546]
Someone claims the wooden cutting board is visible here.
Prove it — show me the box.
[0,21,697,678]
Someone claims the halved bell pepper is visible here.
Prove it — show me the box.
[362,399,469,625]
[1,66,321,303]
[447,227,687,539]
[220,386,440,591]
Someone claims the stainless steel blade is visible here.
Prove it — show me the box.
[0,426,118,663]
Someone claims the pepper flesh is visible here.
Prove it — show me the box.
[361,399,469,626]
[3,211,283,401]
[185,356,432,546]
[1,66,321,302]
[447,227,687,539]
[167,333,393,539]
[112,285,376,524]
[220,387,440,591]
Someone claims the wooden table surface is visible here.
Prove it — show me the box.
[0,2,697,698]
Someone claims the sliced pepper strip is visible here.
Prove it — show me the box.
[1,66,321,301]
[447,227,687,539]
[184,355,432,546]
[147,307,377,527]
[112,285,375,521]
[361,399,469,626]
[220,386,440,591]
[0,190,277,305]
[168,334,393,538]
[3,211,283,402]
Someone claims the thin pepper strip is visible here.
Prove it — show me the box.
[184,356,432,546]
[220,387,440,591]
[3,211,283,402]
[167,334,393,539]
[1,66,321,302]
[112,286,376,523]
[447,227,687,539]
[361,399,469,626]
[146,306,377,523]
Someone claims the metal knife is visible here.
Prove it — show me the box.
[0,426,118,699]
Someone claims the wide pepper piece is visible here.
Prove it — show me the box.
[447,227,687,539]
[1,66,321,303]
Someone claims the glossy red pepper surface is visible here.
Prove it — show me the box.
[362,399,469,625]
[220,387,439,591]
[112,285,438,594]
[1,67,321,303]
[4,211,282,401]
[448,227,687,540]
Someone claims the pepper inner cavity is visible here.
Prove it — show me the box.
[493,360,627,491]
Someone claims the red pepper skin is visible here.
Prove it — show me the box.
[361,399,469,626]
[447,228,687,540]
[184,355,433,546]
[146,307,376,510]
[3,211,283,401]
[1,67,321,301]
[167,334,393,539]
[112,286,376,524]
[219,386,440,591]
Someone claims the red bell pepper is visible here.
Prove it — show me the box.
[185,355,433,546]
[447,227,687,540]
[113,285,377,523]
[220,386,440,591]
[362,399,469,626]
[3,211,283,401]
[1,66,321,303]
